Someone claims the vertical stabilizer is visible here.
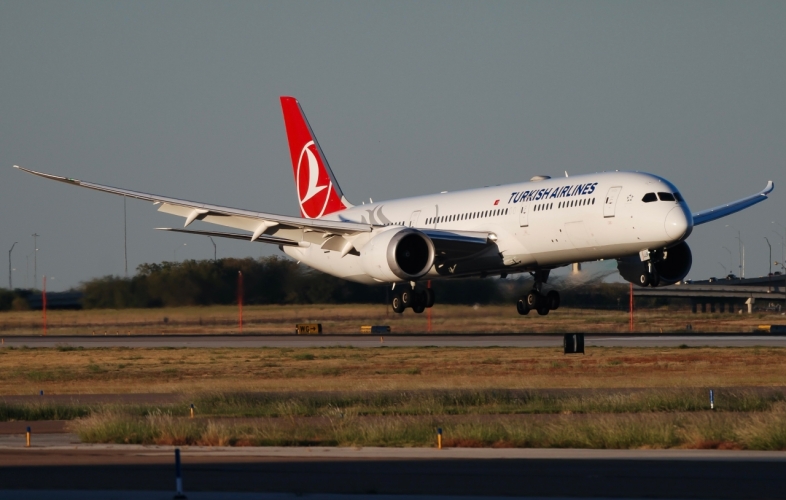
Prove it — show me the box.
[280,96,351,219]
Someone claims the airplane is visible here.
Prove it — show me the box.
[14,96,774,316]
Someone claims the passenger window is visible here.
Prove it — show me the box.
[674,192,684,202]
[658,192,675,202]
[642,193,657,203]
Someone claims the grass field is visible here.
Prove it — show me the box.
[1,304,783,335]
[2,346,786,394]
[2,345,786,449]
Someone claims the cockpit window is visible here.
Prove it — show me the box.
[642,193,657,203]
[658,192,676,202]
[674,192,684,202]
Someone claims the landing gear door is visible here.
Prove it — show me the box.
[603,186,622,218]
[409,210,421,227]
[519,204,529,227]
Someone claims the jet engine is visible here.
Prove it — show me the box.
[617,241,692,287]
[360,227,436,282]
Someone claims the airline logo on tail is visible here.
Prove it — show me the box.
[281,96,348,219]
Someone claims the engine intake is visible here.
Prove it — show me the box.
[617,241,692,287]
[360,228,436,282]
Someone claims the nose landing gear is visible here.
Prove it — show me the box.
[638,261,660,288]
[391,284,435,314]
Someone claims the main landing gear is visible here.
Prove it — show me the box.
[516,270,560,316]
[391,284,435,314]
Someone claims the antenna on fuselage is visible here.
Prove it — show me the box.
[565,171,569,177]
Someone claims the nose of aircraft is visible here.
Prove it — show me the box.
[664,206,692,240]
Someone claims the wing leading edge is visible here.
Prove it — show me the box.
[13,166,372,239]
[691,181,774,226]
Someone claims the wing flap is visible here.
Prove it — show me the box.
[691,181,774,226]
[156,228,304,247]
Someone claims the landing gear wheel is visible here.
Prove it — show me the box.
[546,290,561,310]
[526,291,541,308]
[424,289,435,308]
[412,291,427,314]
[391,293,405,314]
[400,289,414,307]
[649,270,660,287]
[638,273,650,287]
[537,305,550,316]
[516,299,530,316]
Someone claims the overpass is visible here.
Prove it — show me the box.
[634,283,785,313]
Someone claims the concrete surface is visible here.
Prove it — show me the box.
[0,441,784,498]
[3,334,786,348]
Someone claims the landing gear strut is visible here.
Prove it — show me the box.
[517,270,560,316]
[391,284,434,314]
[638,261,660,288]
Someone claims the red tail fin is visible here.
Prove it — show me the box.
[280,96,349,219]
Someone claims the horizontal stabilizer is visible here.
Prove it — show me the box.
[691,181,774,226]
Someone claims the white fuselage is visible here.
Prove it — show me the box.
[283,171,693,285]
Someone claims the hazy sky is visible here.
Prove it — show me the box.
[1,1,784,291]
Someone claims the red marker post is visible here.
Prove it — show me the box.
[629,282,634,332]
[42,276,47,336]
[237,271,243,334]
[427,280,432,333]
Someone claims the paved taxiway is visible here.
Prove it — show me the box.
[3,334,786,348]
[0,437,784,498]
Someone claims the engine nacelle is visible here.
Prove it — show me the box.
[617,241,692,287]
[359,227,436,282]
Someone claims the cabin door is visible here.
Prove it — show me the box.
[518,204,529,227]
[603,186,622,218]
[409,210,421,227]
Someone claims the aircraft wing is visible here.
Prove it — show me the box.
[421,229,495,259]
[691,181,774,226]
[13,166,372,243]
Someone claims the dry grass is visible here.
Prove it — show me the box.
[69,405,786,450]
[0,303,783,335]
[1,346,786,395]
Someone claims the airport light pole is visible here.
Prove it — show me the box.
[722,247,732,274]
[174,243,186,262]
[25,252,33,288]
[8,242,17,290]
[208,236,216,262]
[772,222,785,265]
[764,237,772,275]
[124,196,128,277]
[32,233,39,288]
[725,225,744,277]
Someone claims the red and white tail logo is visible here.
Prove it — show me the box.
[280,96,348,219]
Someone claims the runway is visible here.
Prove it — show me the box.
[2,334,786,348]
[0,438,784,499]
